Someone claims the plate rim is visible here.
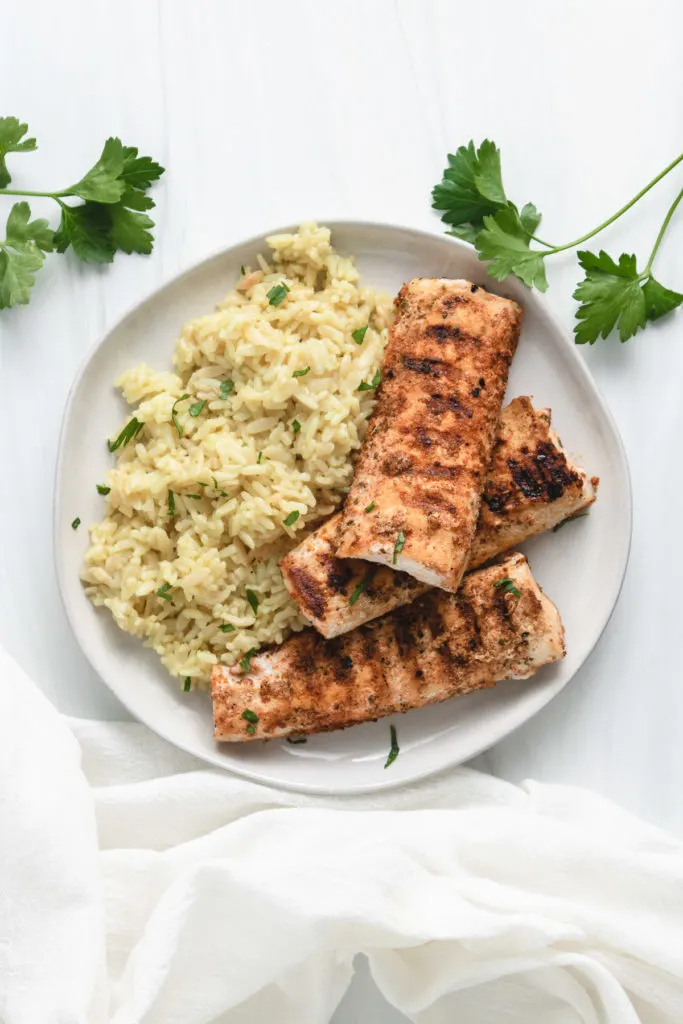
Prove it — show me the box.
[54,218,633,794]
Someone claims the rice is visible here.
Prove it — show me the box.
[81,223,393,687]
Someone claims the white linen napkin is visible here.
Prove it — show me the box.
[2,646,683,1024]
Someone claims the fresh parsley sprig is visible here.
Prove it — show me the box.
[432,140,683,343]
[0,119,164,310]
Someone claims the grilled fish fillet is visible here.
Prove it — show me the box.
[212,552,564,741]
[281,397,597,638]
[335,279,522,592]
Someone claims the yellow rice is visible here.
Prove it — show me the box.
[81,223,392,687]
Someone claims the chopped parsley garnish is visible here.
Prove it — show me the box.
[392,530,405,565]
[96,484,111,495]
[189,399,206,417]
[292,366,310,378]
[219,379,235,400]
[349,574,372,606]
[257,451,263,464]
[246,723,257,735]
[186,493,202,500]
[210,476,228,497]
[384,725,399,768]
[218,623,235,633]
[108,416,144,452]
[552,512,589,532]
[358,369,381,392]
[240,648,258,672]
[352,325,368,345]
[267,282,290,307]
[246,589,259,614]
[364,502,375,513]
[291,419,301,434]
[171,394,190,437]
[167,489,175,515]
[283,510,300,527]
[156,582,174,602]
[493,577,521,598]
[183,677,192,692]
[240,264,246,275]
[287,735,307,744]
[71,517,81,530]
[241,708,259,724]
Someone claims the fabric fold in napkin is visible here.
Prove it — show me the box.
[1,648,683,1024]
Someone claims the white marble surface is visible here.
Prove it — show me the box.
[1,0,682,1017]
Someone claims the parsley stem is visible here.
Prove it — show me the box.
[547,151,683,256]
[643,187,683,276]
[0,188,70,199]
[529,233,554,248]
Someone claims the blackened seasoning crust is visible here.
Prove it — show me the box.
[280,398,597,639]
[336,278,523,592]
[212,553,565,741]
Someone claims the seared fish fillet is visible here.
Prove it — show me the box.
[281,397,597,638]
[336,278,522,592]
[212,552,564,741]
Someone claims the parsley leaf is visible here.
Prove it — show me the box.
[292,366,310,378]
[493,577,521,598]
[156,582,174,602]
[96,484,111,495]
[552,512,589,532]
[349,574,372,606]
[352,325,368,345]
[189,399,206,417]
[167,490,175,516]
[573,250,683,344]
[120,145,164,191]
[0,242,44,309]
[432,140,508,238]
[240,648,258,672]
[107,190,156,255]
[108,417,143,452]
[384,725,399,769]
[392,530,405,565]
[219,379,235,399]
[364,502,375,512]
[642,277,683,321]
[68,137,128,204]
[5,202,54,252]
[477,209,549,291]
[358,369,381,392]
[267,282,290,307]
[0,117,37,189]
[171,394,189,437]
[283,510,300,526]
[291,419,301,435]
[183,677,192,692]
[241,708,259,724]
[218,623,235,633]
[53,202,115,263]
[71,517,81,530]
[246,589,259,614]
[257,451,263,464]
[0,202,54,309]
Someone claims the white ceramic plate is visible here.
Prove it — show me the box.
[55,221,631,794]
